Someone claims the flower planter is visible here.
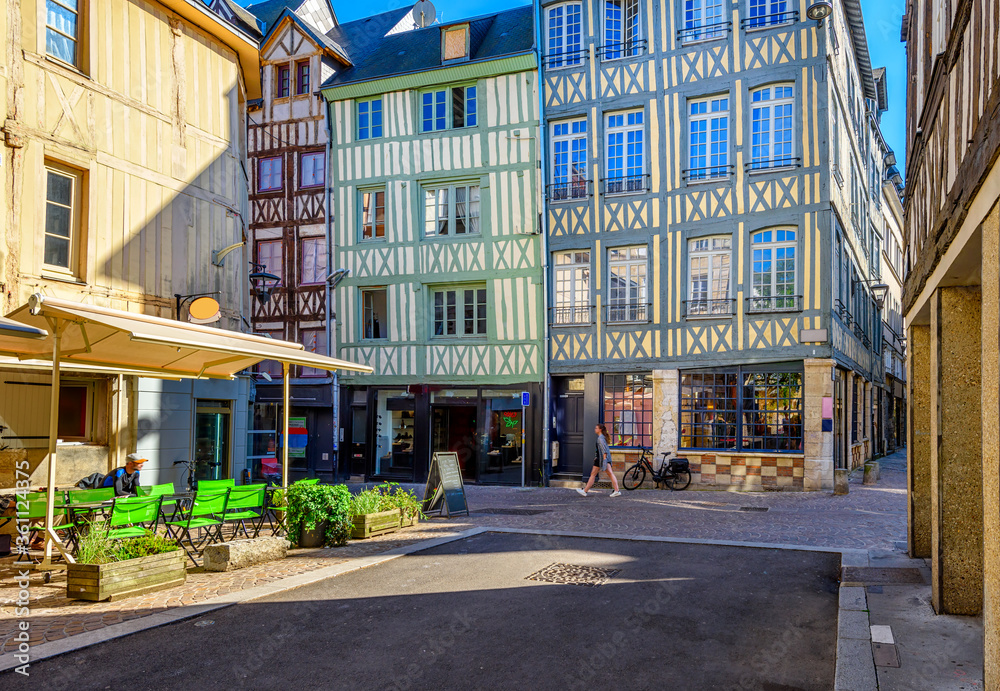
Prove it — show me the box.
[67,551,186,602]
[399,512,420,529]
[351,508,401,539]
[299,521,328,548]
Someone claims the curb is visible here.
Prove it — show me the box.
[834,551,878,691]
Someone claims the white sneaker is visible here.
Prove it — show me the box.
[610,490,621,497]
[575,488,588,497]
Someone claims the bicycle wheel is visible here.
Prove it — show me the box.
[622,464,646,490]
[667,469,692,491]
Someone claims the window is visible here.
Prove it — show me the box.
[749,229,797,312]
[747,0,791,29]
[851,377,859,443]
[300,152,325,188]
[300,329,327,376]
[607,246,648,322]
[46,0,81,65]
[832,103,842,184]
[687,96,730,181]
[750,85,795,170]
[258,156,282,192]
[255,330,284,378]
[444,27,469,60]
[256,240,283,281]
[602,373,653,448]
[300,237,327,285]
[357,98,383,140]
[546,3,583,68]
[606,111,645,194]
[360,189,385,240]
[421,86,476,132]
[433,288,487,337]
[603,0,642,59]
[679,368,803,452]
[58,384,91,441]
[682,0,726,42]
[43,163,81,272]
[362,288,388,340]
[296,61,310,95]
[424,184,480,236]
[551,119,589,200]
[553,251,591,324]
[687,237,732,316]
[276,64,291,98]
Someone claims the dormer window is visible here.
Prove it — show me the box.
[443,25,469,62]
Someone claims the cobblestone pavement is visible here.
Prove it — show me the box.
[0,447,907,657]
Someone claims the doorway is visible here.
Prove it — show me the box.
[432,405,478,481]
[195,400,232,481]
[553,377,585,477]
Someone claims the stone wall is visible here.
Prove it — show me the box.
[980,202,999,686]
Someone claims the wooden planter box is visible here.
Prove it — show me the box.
[351,508,401,539]
[399,511,419,529]
[67,551,187,602]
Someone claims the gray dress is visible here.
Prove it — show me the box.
[595,435,612,471]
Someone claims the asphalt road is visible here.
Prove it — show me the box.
[12,533,840,690]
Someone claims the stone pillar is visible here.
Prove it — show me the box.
[980,204,999,688]
[652,369,679,460]
[865,380,873,461]
[930,286,983,615]
[803,359,835,490]
[907,323,932,559]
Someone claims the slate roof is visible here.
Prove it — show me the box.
[260,7,351,64]
[323,4,535,88]
[203,0,263,37]
[247,0,299,33]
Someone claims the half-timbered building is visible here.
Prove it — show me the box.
[321,5,545,485]
[901,0,999,679]
[537,0,899,490]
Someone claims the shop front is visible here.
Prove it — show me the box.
[249,381,336,482]
[343,383,542,485]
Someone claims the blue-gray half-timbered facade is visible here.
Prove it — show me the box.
[538,0,901,490]
[321,5,545,485]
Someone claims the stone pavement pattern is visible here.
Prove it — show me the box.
[0,448,907,657]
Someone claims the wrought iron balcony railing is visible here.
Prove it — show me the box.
[550,305,595,326]
[741,10,799,30]
[598,39,648,60]
[603,174,650,196]
[542,48,589,70]
[683,164,735,182]
[606,302,650,324]
[746,156,801,172]
[745,295,802,314]
[678,21,731,43]
[547,179,592,202]
[684,298,735,318]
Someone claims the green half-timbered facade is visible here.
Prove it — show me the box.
[321,5,544,485]
[537,0,902,490]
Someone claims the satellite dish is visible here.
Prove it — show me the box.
[188,296,221,325]
[412,0,435,28]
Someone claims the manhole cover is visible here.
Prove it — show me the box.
[740,506,769,512]
[473,508,551,516]
[526,563,620,587]
[841,567,926,584]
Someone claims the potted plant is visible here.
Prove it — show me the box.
[383,483,423,528]
[67,526,185,601]
[285,480,352,548]
[349,483,423,538]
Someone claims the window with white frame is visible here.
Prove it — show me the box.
[551,119,589,200]
[421,86,477,132]
[300,237,327,285]
[750,85,795,170]
[43,162,82,273]
[357,98,383,140]
[424,184,480,236]
[433,287,487,337]
[362,288,388,339]
[606,111,645,194]
[46,0,81,65]
[687,237,732,316]
[554,251,591,324]
[682,0,726,42]
[360,189,385,240]
[603,0,642,59]
[258,156,282,192]
[747,0,792,29]
[546,3,583,68]
[300,151,325,188]
[607,246,648,322]
[687,96,730,181]
[749,229,797,312]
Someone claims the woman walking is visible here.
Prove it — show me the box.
[577,423,621,497]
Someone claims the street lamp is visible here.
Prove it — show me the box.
[806,1,833,24]
[249,263,281,304]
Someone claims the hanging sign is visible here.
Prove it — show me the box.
[422,452,469,517]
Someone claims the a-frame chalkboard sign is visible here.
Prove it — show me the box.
[422,452,469,517]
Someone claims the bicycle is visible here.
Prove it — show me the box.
[622,449,692,491]
[172,459,221,492]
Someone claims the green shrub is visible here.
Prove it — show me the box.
[76,524,117,565]
[115,532,179,561]
[76,525,178,565]
[286,481,351,548]
[325,519,353,547]
[349,483,424,520]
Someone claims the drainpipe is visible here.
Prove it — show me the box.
[533,0,552,486]
[323,100,338,476]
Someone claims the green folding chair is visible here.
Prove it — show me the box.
[64,487,116,532]
[104,495,163,539]
[197,479,235,493]
[19,499,72,562]
[300,478,320,485]
[224,485,267,539]
[164,490,230,566]
[264,487,288,537]
[137,483,179,520]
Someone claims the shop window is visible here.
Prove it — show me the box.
[852,378,859,443]
[433,287,486,337]
[679,367,803,452]
[602,373,653,448]
[360,189,385,240]
[362,288,388,340]
[58,384,91,441]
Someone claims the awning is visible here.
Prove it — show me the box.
[2,294,373,377]
[0,316,47,340]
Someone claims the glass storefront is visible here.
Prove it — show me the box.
[374,390,415,477]
[194,400,232,481]
[481,391,523,484]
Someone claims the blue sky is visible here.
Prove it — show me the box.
[246,0,908,169]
